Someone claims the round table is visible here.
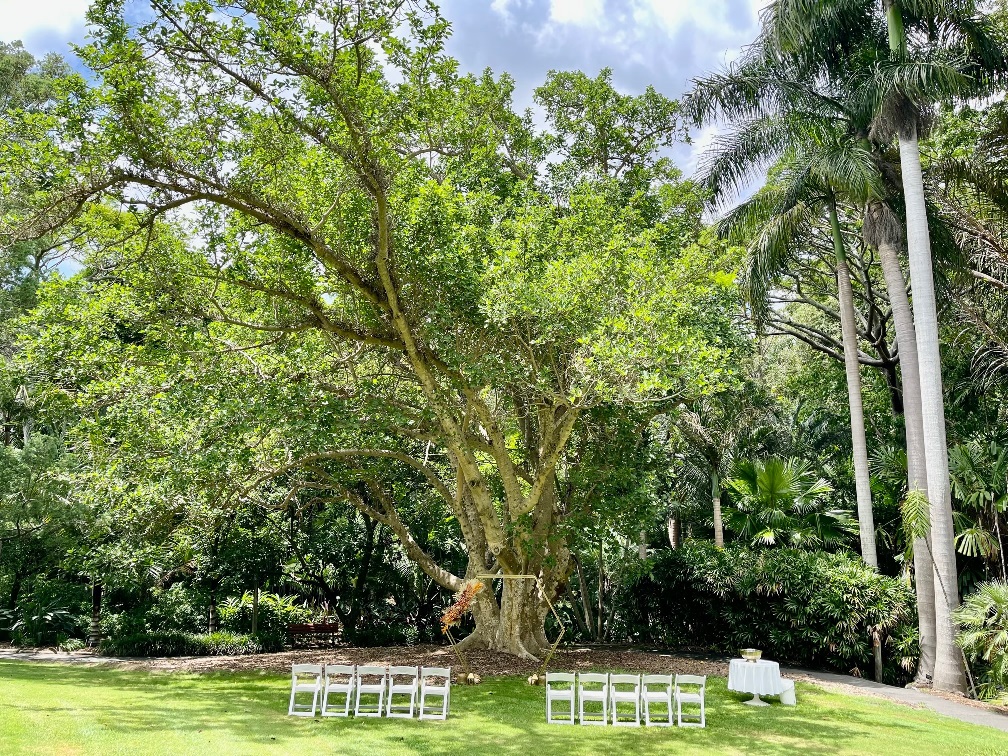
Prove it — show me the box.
[727,658,784,706]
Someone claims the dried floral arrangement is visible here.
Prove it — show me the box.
[440,580,484,633]
[441,580,484,684]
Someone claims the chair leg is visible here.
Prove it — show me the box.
[288,685,297,716]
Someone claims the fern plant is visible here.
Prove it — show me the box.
[955,580,1008,700]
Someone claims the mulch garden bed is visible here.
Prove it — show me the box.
[0,643,728,677]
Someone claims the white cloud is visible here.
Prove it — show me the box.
[0,1,90,44]
[633,0,765,36]
[549,0,604,27]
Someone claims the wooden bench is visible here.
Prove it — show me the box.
[286,622,341,648]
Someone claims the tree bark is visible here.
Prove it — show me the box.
[875,223,937,684]
[88,581,103,648]
[667,517,681,549]
[463,576,554,659]
[712,468,724,548]
[251,583,259,637]
[208,591,218,634]
[882,0,965,696]
[831,198,878,568]
[897,128,966,692]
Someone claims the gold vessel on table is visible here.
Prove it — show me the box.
[741,648,762,662]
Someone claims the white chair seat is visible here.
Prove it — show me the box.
[354,666,388,717]
[675,674,707,728]
[642,674,674,727]
[387,666,420,718]
[545,672,576,724]
[419,667,451,720]
[610,674,642,726]
[321,664,355,717]
[578,673,610,726]
[288,664,323,717]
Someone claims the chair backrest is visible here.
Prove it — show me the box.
[675,674,706,689]
[389,665,419,681]
[357,665,388,679]
[642,674,672,688]
[609,674,641,687]
[325,664,354,678]
[420,666,451,682]
[578,672,609,687]
[546,672,575,686]
[292,664,323,676]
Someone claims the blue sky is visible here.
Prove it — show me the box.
[1,0,765,172]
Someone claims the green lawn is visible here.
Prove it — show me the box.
[1,661,1007,755]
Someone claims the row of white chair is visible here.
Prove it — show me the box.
[546,672,706,728]
[288,664,451,720]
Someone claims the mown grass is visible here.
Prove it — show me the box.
[1,661,1007,755]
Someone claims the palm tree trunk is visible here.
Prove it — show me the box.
[712,468,724,548]
[875,222,937,684]
[884,0,965,694]
[896,129,966,693]
[88,581,103,648]
[830,198,878,568]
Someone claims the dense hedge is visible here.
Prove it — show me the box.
[99,631,263,657]
[625,542,919,682]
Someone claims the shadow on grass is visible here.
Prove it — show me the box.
[0,662,995,756]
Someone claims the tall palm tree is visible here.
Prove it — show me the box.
[688,51,883,569]
[759,0,1008,694]
[863,197,938,681]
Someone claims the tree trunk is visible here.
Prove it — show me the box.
[251,583,259,637]
[897,128,966,693]
[208,591,218,634]
[712,468,724,548]
[831,198,878,568]
[884,0,965,696]
[875,223,937,684]
[8,572,21,611]
[667,517,681,549]
[463,576,553,659]
[88,581,103,648]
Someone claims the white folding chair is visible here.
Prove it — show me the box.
[354,665,388,717]
[418,667,451,720]
[675,674,706,728]
[641,674,674,726]
[321,664,355,717]
[288,664,323,717]
[545,672,576,724]
[610,674,642,726]
[387,666,420,718]
[578,672,609,726]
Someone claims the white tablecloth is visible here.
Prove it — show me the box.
[728,658,784,696]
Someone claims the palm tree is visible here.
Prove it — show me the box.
[864,198,938,681]
[689,50,883,569]
[759,0,1008,695]
[675,389,781,547]
[724,457,853,549]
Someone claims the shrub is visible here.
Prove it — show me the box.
[2,601,83,647]
[218,592,313,641]
[624,542,918,683]
[955,580,1008,700]
[99,631,262,657]
[144,584,208,634]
